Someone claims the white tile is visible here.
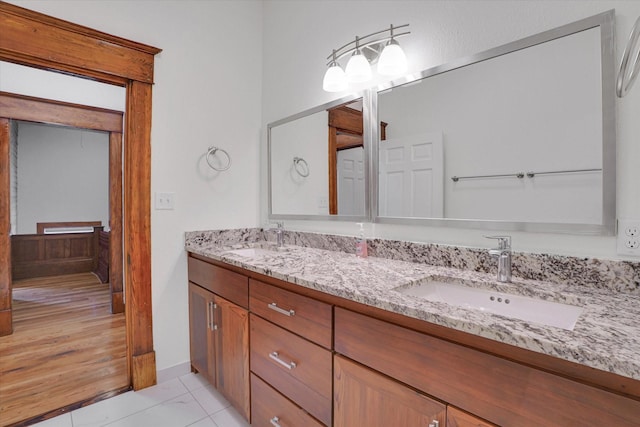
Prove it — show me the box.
[103,393,207,427]
[30,413,73,427]
[178,372,210,392]
[187,417,218,427]
[72,379,189,427]
[210,407,250,427]
[157,362,191,384]
[191,385,230,415]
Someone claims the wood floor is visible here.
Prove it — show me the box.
[0,273,129,426]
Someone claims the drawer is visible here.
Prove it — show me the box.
[250,314,332,426]
[334,307,640,427]
[251,373,324,427]
[188,256,248,308]
[250,279,332,348]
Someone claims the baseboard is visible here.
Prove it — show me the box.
[157,361,191,383]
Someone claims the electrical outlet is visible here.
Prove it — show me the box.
[155,192,175,210]
[617,220,640,256]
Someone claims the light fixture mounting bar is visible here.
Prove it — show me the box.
[326,24,410,65]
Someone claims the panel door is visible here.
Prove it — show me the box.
[379,132,444,218]
[337,146,365,216]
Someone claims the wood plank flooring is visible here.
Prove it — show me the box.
[0,273,129,426]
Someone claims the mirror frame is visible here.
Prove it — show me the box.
[268,92,372,221]
[372,10,616,235]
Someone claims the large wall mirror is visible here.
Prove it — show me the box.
[268,94,371,220]
[373,10,615,234]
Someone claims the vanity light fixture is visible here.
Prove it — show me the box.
[323,24,410,92]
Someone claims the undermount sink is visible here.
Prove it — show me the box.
[224,245,288,258]
[396,279,582,331]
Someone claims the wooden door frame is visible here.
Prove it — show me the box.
[0,92,125,313]
[0,2,161,390]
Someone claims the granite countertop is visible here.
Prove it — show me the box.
[186,238,640,382]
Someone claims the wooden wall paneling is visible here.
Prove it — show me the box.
[125,81,156,390]
[0,92,123,133]
[0,0,161,391]
[109,132,124,314]
[0,117,11,335]
[0,3,159,84]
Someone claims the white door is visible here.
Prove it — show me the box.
[379,132,444,218]
[337,146,365,216]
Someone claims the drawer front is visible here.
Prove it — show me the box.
[250,314,332,426]
[334,307,640,427]
[250,279,332,348]
[251,373,324,427]
[188,256,248,308]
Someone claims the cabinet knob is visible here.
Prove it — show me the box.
[270,416,282,427]
[428,421,440,427]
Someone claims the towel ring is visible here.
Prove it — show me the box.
[206,146,231,171]
[293,157,309,177]
[617,16,640,98]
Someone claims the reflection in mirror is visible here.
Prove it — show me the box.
[375,10,615,234]
[269,96,368,219]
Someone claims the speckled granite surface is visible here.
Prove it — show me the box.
[185,228,640,381]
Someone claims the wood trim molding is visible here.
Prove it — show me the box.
[0,2,160,84]
[0,92,123,133]
[0,1,160,392]
[0,118,11,336]
[109,133,124,314]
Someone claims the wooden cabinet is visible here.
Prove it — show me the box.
[249,279,333,426]
[251,373,324,427]
[334,355,445,427]
[188,256,250,421]
[447,407,498,427]
[334,307,640,426]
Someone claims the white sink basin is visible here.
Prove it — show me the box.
[396,280,582,331]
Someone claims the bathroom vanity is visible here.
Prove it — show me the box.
[186,230,640,427]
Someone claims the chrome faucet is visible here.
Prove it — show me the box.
[272,222,285,247]
[486,235,512,283]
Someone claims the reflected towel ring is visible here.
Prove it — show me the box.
[617,16,640,97]
[206,146,231,171]
[293,157,309,177]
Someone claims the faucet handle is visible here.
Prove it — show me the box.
[484,235,511,250]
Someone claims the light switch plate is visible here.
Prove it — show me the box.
[617,219,640,256]
[155,192,175,210]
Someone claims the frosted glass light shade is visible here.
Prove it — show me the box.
[345,52,372,83]
[323,64,348,92]
[378,40,408,76]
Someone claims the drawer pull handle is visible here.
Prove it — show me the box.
[268,302,295,317]
[269,351,297,370]
[270,416,281,427]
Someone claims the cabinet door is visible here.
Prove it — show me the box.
[214,295,250,421]
[188,282,215,385]
[334,355,446,427]
[447,407,499,427]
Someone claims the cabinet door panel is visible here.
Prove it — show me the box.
[250,314,332,426]
[251,373,324,427]
[447,407,499,427]
[249,279,332,348]
[188,282,215,385]
[215,295,250,421]
[334,355,446,427]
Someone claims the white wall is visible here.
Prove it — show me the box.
[9,122,18,235]
[261,0,640,259]
[7,0,264,372]
[15,122,109,234]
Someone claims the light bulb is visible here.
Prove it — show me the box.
[345,51,372,83]
[377,39,407,76]
[322,63,348,92]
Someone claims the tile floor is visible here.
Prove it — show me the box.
[31,373,250,427]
